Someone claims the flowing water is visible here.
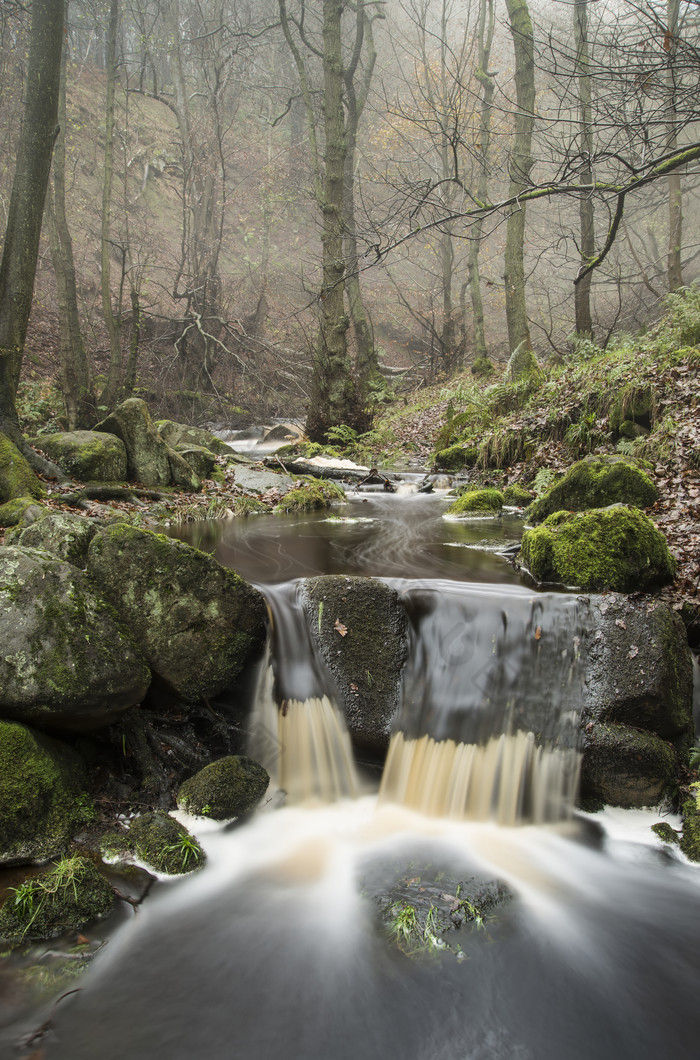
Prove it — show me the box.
[22,491,700,1057]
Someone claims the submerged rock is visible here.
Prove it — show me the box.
[0,720,88,865]
[34,430,127,482]
[127,812,204,875]
[177,756,270,819]
[0,546,150,730]
[0,855,114,941]
[526,455,658,524]
[519,505,675,592]
[86,524,267,702]
[580,722,677,808]
[301,576,409,756]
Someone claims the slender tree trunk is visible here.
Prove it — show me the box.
[666,0,683,291]
[574,0,595,337]
[504,0,535,353]
[0,0,63,438]
[100,0,123,410]
[468,0,495,368]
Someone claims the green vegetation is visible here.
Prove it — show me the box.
[0,856,113,942]
[445,488,504,516]
[680,783,700,862]
[502,484,532,506]
[273,479,345,513]
[526,455,658,524]
[127,812,205,875]
[176,755,270,819]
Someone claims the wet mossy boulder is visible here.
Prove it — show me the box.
[0,546,151,730]
[274,479,345,513]
[434,445,478,472]
[301,576,409,756]
[177,756,270,819]
[0,721,88,865]
[95,398,200,491]
[502,484,533,507]
[0,431,45,505]
[583,595,693,742]
[580,722,678,808]
[33,431,127,483]
[519,506,675,592]
[86,524,267,701]
[526,455,658,524]
[127,812,204,875]
[8,511,101,567]
[445,488,504,516]
[155,419,231,456]
[0,856,114,942]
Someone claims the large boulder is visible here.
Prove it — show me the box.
[526,455,658,524]
[154,419,231,456]
[0,720,88,865]
[95,398,199,490]
[518,505,675,592]
[86,524,267,701]
[580,722,678,808]
[8,511,101,567]
[0,855,114,940]
[0,546,150,730]
[174,445,217,480]
[176,756,269,819]
[34,430,127,482]
[234,465,294,494]
[301,576,409,756]
[0,432,45,503]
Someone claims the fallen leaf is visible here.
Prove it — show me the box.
[615,618,626,629]
[534,626,541,640]
[334,618,348,637]
[628,645,639,659]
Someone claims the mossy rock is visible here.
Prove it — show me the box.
[177,756,269,819]
[95,398,199,491]
[519,506,675,592]
[0,432,44,503]
[127,812,204,875]
[526,455,658,524]
[433,445,478,472]
[273,479,345,513]
[0,720,88,865]
[651,821,679,845]
[0,496,43,528]
[10,511,101,567]
[86,524,266,702]
[471,355,494,378]
[580,722,678,808]
[0,546,151,731]
[680,785,700,861]
[301,576,409,755]
[174,445,217,480]
[155,419,230,456]
[167,448,202,492]
[33,431,127,483]
[502,484,533,507]
[445,488,504,516]
[0,856,114,942]
[608,384,655,433]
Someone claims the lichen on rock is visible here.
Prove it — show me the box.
[0,432,45,504]
[177,756,270,819]
[9,511,101,567]
[95,398,200,491]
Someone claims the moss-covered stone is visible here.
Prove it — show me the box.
[127,812,205,874]
[273,479,345,513]
[0,856,114,942]
[0,432,44,503]
[10,511,100,567]
[526,455,658,524]
[86,524,266,701]
[502,484,533,507]
[680,783,700,862]
[167,448,201,492]
[433,445,478,472]
[33,431,127,483]
[154,419,231,455]
[0,546,151,730]
[608,384,655,433]
[0,496,43,528]
[445,488,504,516]
[580,722,678,808]
[301,576,409,755]
[176,756,269,819]
[651,821,679,845]
[174,445,217,480]
[471,355,494,378]
[519,505,675,592]
[95,398,200,490]
[0,721,88,865]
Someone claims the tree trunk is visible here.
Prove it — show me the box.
[666,0,683,291]
[574,0,595,337]
[99,0,123,411]
[468,0,495,368]
[504,0,535,354]
[0,0,63,439]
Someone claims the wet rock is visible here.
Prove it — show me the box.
[580,722,678,808]
[301,576,409,756]
[95,398,200,490]
[264,423,304,442]
[127,812,204,875]
[0,855,114,941]
[33,430,127,483]
[177,756,270,819]
[0,720,89,865]
[0,546,150,730]
[8,511,101,567]
[526,455,658,524]
[519,505,675,592]
[234,465,294,494]
[154,419,231,456]
[87,524,267,702]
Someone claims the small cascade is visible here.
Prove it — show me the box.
[379,731,581,825]
[248,582,360,804]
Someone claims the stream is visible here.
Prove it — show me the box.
[26,490,700,1057]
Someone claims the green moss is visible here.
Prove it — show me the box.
[526,455,658,524]
[0,856,114,943]
[177,756,269,819]
[231,496,267,516]
[471,356,494,378]
[274,479,345,513]
[445,488,504,516]
[127,812,205,874]
[0,496,42,527]
[519,505,675,591]
[433,444,478,472]
[35,431,127,483]
[506,342,541,383]
[502,484,533,507]
[0,433,44,504]
[680,783,700,861]
[651,822,679,845]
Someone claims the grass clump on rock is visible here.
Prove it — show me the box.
[445,488,504,517]
[519,505,675,592]
[128,812,205,875]
[274,479,345,513]
[526,455,658,524]
[177,756,270,820]
[0,856,114,943]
